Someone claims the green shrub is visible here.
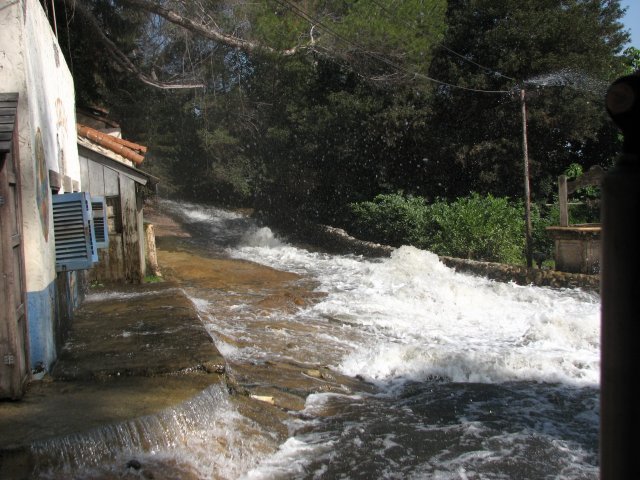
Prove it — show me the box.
[427,194,524,264]
[350,192,538,265]
[349,193,429,247]
[530,202,559,265]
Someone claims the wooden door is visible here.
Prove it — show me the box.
[0,93,29,399]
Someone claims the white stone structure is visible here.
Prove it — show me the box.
[0,0,80,371]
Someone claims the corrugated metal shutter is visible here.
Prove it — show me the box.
[52,192,96,271]
[91,196,109,249]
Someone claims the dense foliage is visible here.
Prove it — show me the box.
[426,0,630,200]
[350,192,527,264]
[350,193,431,248]
[52,0,635,263]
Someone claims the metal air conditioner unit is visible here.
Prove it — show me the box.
[52,192,98,271]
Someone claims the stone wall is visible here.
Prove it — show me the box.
[439,256,600,293]
[310,225,600,294]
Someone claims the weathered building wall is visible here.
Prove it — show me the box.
[79,148,147,284]
[0,0,80,370]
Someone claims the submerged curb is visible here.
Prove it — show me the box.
[0,282,227,478]
[439,256,600,293]
[51,282,225,381]
[308,224,600,293]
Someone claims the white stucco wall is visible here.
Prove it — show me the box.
[24,0,79,182]
[0,0,80,368]
[0,1,31,185]
[0,1,28,94]
[1,0,79,289]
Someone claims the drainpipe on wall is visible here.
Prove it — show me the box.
[600,72,640,479]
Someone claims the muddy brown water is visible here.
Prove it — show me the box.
[144,201,601,480]
[118,207,375,477]
[1,202,600,479]
[152,213,374,409]
[1,206,372,480]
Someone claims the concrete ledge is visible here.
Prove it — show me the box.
[440,256,600,293]
[0,376,220,450]
[311,225,600,293]
[0,281,226,473]
[51,282,225,380]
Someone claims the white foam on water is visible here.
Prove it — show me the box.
[240,437,334,480]
[31,385,280,479]
[232,239,600,388]
[84,289,178,303]
[241,393,365,480]
[163,199,243,224]
[188,295,211,312]
[164,202,602,479]
[240,226,284,248]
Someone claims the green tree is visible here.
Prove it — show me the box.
[57,0,447,214]
[426,0,629,202]
[623,46,640,74]
[62,0,446,89]
[245,54,441,227]
[56,0,630,231]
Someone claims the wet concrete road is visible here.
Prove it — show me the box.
[0,280,226,477]
[151,211,374,414]
[0,204,371,479]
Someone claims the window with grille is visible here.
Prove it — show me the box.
[91,196,109,249]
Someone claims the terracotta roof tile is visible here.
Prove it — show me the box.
[77,124,146,164]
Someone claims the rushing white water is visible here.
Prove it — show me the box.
[160,201,602,479]
[231,222,600,389]
[31,384,280,479]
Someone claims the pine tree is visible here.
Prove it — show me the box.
[425,0,630,201]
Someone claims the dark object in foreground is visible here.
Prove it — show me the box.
[600,71,640,480]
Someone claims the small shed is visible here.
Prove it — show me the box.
[546,166,603,275]
[76,124,157,284]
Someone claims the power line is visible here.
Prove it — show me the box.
[272,0,511,94]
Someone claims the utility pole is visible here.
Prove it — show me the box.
[520,89,533,268]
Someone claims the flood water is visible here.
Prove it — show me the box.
[157,200,601,480]
[40,199,601,479]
